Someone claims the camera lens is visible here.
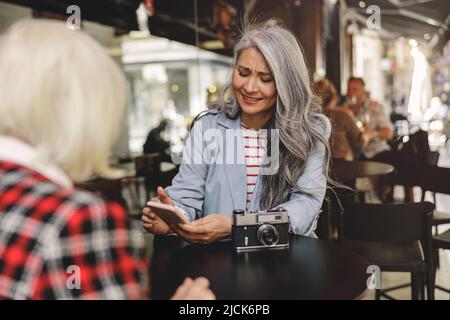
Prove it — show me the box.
[257,224,279,246]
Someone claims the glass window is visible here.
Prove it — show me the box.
[122,36,232,155]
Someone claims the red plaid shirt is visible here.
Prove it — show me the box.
[0,161,148,299]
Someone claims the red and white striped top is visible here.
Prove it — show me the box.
[241,123,266,208]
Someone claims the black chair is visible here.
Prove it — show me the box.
[317,186,349,241]
[419,165,450,234]
[134,153,162,199]
[419,165,450,295]
[337,201,435,300]
[433,229,450,297]
[387,129,433,202]
[76,178,127,210]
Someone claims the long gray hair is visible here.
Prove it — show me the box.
[213,21,333,209]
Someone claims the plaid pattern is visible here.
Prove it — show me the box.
[0,161,148,299]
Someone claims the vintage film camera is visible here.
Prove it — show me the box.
[231,208,290,252]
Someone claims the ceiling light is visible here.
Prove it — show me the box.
[208,85,218,94]
[408,39,418,47]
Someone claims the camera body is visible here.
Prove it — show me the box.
[231,208,290,252]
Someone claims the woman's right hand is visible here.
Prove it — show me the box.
[141,186,174,236]
[170,277,215,300]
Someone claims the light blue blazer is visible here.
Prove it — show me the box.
[165,109,331,235]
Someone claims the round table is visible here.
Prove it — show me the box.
[150,235,369,300]
[331,160,394,180]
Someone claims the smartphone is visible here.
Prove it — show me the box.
[146,202,189,226]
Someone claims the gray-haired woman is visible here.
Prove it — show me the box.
[142,21,332,243]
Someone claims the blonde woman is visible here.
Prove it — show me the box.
[0,20,214,300]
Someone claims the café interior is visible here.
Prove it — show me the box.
[0,0,449,300]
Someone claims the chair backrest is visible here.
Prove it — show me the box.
[390,129,431,185]
[339,202,434,243]
[134,153,161,177]
[420,165,450,196]
[427,151,440,166]
[76,178,124,205]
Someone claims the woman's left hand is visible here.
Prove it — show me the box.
[171,214,232,244]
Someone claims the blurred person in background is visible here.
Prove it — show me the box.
[0,20,214,300]
[314,79,367,161]
[143,119,172,162]
[343,77,394,200]
[344,77,394,162]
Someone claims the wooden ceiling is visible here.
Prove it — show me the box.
[0,0,245,55]
[0,0,142,34]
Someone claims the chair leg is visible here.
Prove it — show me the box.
[357,191,365,203]
[418,273,424,300]
[385,186,394,203]
[404,186,414,202]
[374,274,382,300]
[411,272,420,300]
[375,289,381,300]
[377,179,383,201]
[427,266,436,300]
[427,247,437,301]
[421,273,426,300]
[434,247,440,270]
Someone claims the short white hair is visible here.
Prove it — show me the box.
[0,19,126,182]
